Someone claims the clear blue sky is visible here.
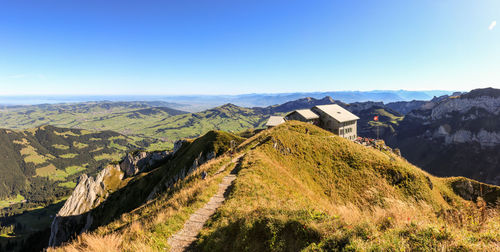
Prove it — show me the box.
[0,0,498,95]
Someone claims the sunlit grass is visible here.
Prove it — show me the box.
[60,153,78,158]
[0,194,25,208]
[49,122,500,251]
[59,181,77,189]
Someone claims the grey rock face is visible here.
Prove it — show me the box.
[147,150,218,201]
[386,100,427,115]
[348,101,385,113]
[405,92,500,147]
[120,151,170,177]
[173,139,188,154]
[49,165,120,247]
[49,150,171,247]
[389,88,500,186]
[188,151,216,175]
[430,96,500,120]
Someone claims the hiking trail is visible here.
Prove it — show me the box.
[167,154,244,252]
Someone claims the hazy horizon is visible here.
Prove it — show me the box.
[0,88,461,97]
[0,89,457,108]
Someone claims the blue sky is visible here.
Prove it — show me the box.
[0,0,499,95]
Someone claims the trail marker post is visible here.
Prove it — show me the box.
[230,140,236,157]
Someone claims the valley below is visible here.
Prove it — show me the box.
[0,88,499,251]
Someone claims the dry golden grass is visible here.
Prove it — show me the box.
[35,164,58,176]
[20,145,50,164]
[54,130,79,137]
[60,153,78,158]
[50,122,500,251]
[52,155,235,251]
[72,141,89,149]
[195,122,500,251]
[52,144,70,150]
[51,233,123,252]
[12,138,29,145]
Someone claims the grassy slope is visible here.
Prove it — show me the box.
[0,102,187,130]
[52,122,499,251]
[196,123,499,251]
[87,130,244,231]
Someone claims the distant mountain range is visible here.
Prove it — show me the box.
[0,90,455,112]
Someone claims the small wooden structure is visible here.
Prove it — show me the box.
[265,116,285,128]
[285,104,359,140]
[285,109,319,124]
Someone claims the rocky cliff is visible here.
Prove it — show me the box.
[390,88,500,185]
[402,88,500,147]
[49,150,170,247]
[385,100,427,115]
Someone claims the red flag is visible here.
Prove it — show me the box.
[373,116,379,121]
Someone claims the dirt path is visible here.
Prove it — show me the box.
[167,154,244,252]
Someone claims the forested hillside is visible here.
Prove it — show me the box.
[0,125,143,206]
[0,125,146,251]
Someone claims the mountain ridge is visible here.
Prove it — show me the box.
[390,88,500,185]
[48,121,500,251]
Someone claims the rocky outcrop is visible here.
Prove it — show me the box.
[49,150,171,247]
[430,96,500,120]
[386,100,426,115]
[403,88,500,148]
[347,101,385,113]
[389,88,500,186]
[173,139,188,154]
[49,165,121,247]
[147,149,218,201]
[188,151,216,175]
[436,129,500,147]
[120,151,170,177]
[450,178,500,206]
